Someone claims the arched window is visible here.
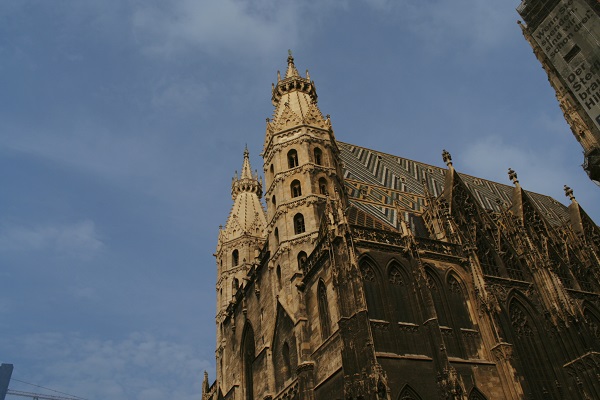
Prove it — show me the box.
[282,342,292,381]
[318,178,328,195]
[270,163,274,176]
[318,280,331,339]
[297,251,307,270]
[426,270,449,327]
[468,387,488,400]
[287,149,298,168]
[276,265,282,291]
[447,274,472,328]
[291,180,302,198]
[388,264,414,323]
[274,227,279,245]
[360,260,385,320]
[314,148,323,165]
[509,300,557,399]
[242,324,255,400]
[294,213,305,234]
[399,384,422,400]
[233,278,239,291]
[232,249,239,266]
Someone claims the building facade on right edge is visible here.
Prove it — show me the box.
[517,0,600,185]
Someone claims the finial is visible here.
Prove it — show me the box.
[306,69,310,80]
[287,49,294,64]
[508,168,519,185]
[564,185,576,202]
[277,70,281,81]
[442,149,453,167]
[244,144,249,158]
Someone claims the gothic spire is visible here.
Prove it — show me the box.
[218,149,267,249]
[265,52,330,149]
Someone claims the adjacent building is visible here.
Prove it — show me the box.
[203,55,600,400]
[517,0,600,184]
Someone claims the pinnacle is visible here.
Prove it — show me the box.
[285,49,300,78]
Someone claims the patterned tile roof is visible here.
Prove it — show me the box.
[339,142,570,230]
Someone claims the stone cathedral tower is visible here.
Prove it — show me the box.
[204,55,600,400]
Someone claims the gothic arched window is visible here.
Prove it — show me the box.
[274,227,279,245]
[399,384,422,400]
[447,274,472,328]
[314,148,323,165]
[294,213,305,234]
[276,265,283,291]
[509,300,557,399]
[318,178,328,195]
[360,260,385,320]
[287,149,299,168]
[282,341,292,381]
[232,249,239,267]
[291,180,302,198]
[297,251,307,270]
[388,263,414,323]
[426,270,449,327]
[242,324,255,400]
[318,280,331,339]
[272,195,276,206]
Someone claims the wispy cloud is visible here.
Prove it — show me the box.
[9,331,210,400]
[132,0,300,57]
[0,220,103,258]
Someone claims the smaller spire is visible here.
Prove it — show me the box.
[285,49,300,78]
[442,149,453,167]
[564,185,577,203]
[508,168,519,186]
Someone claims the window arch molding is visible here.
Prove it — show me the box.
[293,213,305,235]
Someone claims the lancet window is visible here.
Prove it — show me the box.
[291,180,302,198]
[242,324,255,400]
[287,149,299,168]
[297,251,307,270]
[318,280,331,339]
[318,177,328,195]
[232,249,239,267]
[314,148,323,165]
[388,263,414,323]
[360,259,385,320]
[294,213,305,234]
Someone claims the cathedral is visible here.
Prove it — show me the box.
[202,54,600,400]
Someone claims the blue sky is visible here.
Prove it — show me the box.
[1,1,599,400]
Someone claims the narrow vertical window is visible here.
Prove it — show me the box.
[274,227,279,245]
[314,148,323,165]
[282,342,292,380]
[287,149,299,168]
[232,249,239,266]
[318,280,331,339]
[276,265,282,290]
[291,180,302,197]
[318,178,328,195]
[360,260,385,320]
[297,251,307,270]
[243,324,255,400]
[294,213,305,234]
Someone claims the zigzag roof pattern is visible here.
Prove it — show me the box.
[338,142,570,230]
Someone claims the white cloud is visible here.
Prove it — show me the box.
[0,220,103,258]
[132,0,300,57]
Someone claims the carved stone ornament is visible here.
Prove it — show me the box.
[491,342,513,362]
